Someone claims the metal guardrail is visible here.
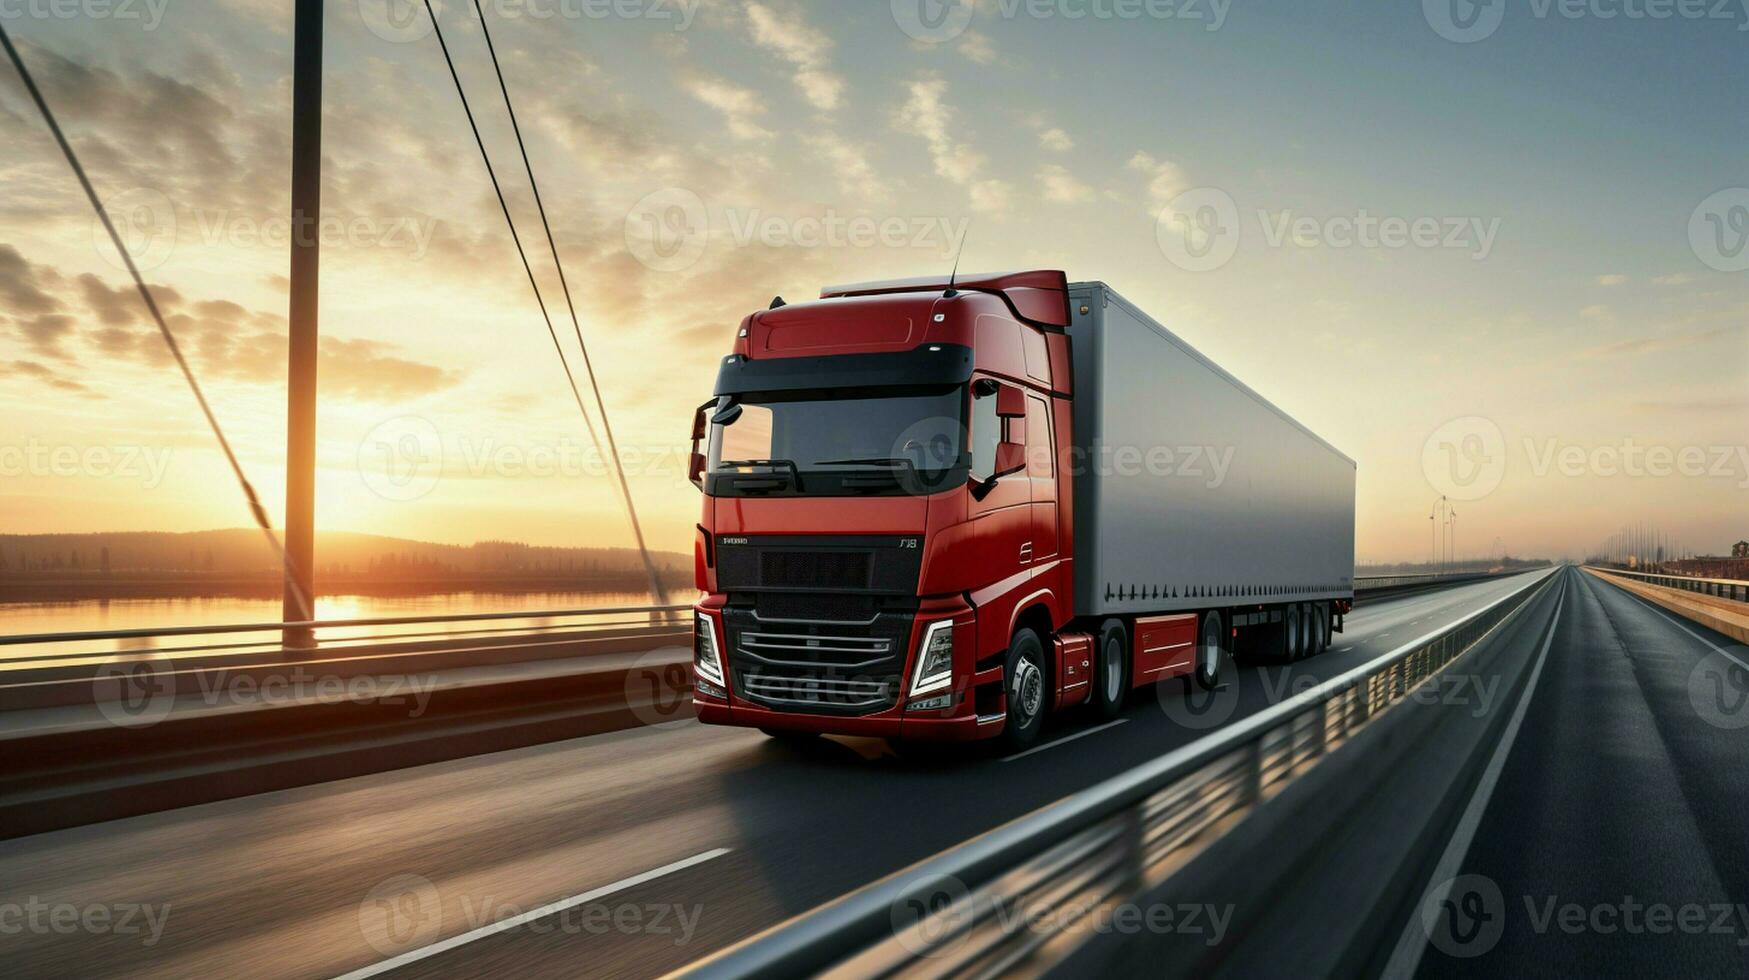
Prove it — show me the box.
[1590,566,1749,603]
[682,568,1558,979]
[0,603,692,664]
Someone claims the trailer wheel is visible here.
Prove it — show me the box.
[1284,604,1304,661]
[1001,628,1048,750]
[1092,619,1128,719]
[1194,611,1224,691]
[1311,605,1329,656]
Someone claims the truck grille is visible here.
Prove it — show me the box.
[724,606,913,716]
[761,551,870,590]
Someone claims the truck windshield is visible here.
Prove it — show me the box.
[707,387,966,495]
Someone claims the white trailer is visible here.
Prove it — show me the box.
[1066,281,1356,620]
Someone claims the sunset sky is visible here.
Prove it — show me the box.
[1,0,1744,563]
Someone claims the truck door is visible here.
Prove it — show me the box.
[1025,393,1059,565]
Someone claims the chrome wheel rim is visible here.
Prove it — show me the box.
[1103,637,1123,702]
[1014,658,1043,721]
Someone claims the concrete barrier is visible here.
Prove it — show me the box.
[1585,567,1749,645]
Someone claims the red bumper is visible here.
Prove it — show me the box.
[693,696,995,741]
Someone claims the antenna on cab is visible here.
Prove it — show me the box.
[943,222,970,298]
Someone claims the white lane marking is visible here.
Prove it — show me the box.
[1001,718,1128,762]
[1336,646,1352,653]
[1604,580,1749,672]
[333,848,732,980]
[1381,579,1566,979]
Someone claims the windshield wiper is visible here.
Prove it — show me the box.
[817,457,920,478]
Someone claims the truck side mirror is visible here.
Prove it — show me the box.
[689,400,713,490]
[995,383,1026,419]
[994,440,1026,478]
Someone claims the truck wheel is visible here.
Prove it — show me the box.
[1194,611,1224,690]
[1092,619,1128,719]
[1310,605,1328,656]
[1001,628,1048,750]
[1284,604,1304,661]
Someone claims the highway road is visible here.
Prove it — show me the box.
[1400,567,1749,977]
[0,571,1554,979]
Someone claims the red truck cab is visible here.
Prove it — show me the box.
[688,271,1081,749]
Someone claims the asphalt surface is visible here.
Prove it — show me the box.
[1409,567,1749,978]
[0,572,1553,979]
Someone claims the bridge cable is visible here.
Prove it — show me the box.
[421,1,668,605]
[0,24,313,623]
[469,0,669,604]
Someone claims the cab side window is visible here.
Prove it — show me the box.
[970,384,999,483]
[1025,395,1053,478]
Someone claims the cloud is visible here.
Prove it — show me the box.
[320,337,463,401]
[1652,273,1694,286]
[1595,274,1627,286]
[1128,152,1187,213]
[1038,164,1095,204]
[0,244,62,316]
[1579,325,1740,359]
[959,31,998,65]
[744,2,844,111]
[1039,127,1074,152]
[894,75,1011,214]
[803,132,888,200]
[0,359,100,397]
[18,314,75,359]
[684,75,773,141]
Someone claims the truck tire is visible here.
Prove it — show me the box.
[1310,604,1328,656]
[1092,619,1128,719]
[1001,628,1049,750]
[1194,611,1224,691]
[1284,604,1304,661]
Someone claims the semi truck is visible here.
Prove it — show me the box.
[687,271,1355,750]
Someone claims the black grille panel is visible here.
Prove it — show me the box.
[761,551,870,590]
[755,591,879,623]
[717,535,924,594]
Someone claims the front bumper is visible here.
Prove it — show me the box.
[692,594,992,740]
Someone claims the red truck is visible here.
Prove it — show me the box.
[688,271,1356,749]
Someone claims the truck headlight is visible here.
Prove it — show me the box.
[694,612,726,687]
[909,620,955,697]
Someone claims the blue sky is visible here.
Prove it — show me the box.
[0,0,1743,561]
